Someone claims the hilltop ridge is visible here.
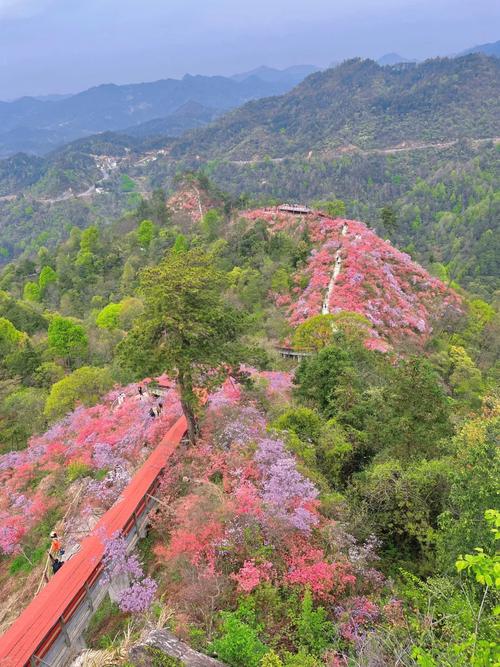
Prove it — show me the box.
[241,207,463,349]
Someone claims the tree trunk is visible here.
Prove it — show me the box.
[178,370,199,445]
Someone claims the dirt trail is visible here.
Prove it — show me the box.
[322,223,348,314]
[227,136,500,166]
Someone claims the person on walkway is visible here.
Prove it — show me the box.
[49,531,63,560]
[149,407,156,418]
[117,392,126,406]
[49,552,63,575]
[48,531,64,575]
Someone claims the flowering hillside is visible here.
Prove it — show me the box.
[243,208,463,348]
[0,383,181,628]
[167,180,221,224]
[146,371,403,664]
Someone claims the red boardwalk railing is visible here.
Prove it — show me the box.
[0,414,187,667]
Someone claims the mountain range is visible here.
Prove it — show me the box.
[0,53,498,297]
[169,54,500,159]
[0,68,314,158]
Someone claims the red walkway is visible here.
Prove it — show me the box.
[0,414,187,667]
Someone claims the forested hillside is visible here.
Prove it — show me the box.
[170,55,500,159]
[0,180,498,664]
[0,55,498,300]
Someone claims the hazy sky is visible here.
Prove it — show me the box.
[0,0,498,99]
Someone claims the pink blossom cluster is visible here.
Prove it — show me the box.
[167,186,218,223]
[286,545,356,599]
[230,559,273,593]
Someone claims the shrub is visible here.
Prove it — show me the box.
[66,460,92,482]
[293,589,334,655]
[44,366,113,421]
[210,611,267,667]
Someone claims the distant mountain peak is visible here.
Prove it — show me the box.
[377,53,413,66]
[231,64,320,84]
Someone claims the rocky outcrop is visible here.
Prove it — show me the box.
[129,629,226,667]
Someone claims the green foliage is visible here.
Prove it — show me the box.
[38,265,57,292]
[76,225,101,272]
[144,647,183,667]
[4,339,41,384]
[23,281,41,302]
[293,312,372,351]
[313,199,346,218]
[392,513,500,667]
[350,458,452,567]
[438,410,500,571]
[137,219,156,248]
[0,317,24,357]
[380,204,398,234]
[0,387,47,449]
[293,314,335,350]
[293,589,334,655]
[84,595,128,650]
[369,357,452,460]
[0,290,47,334]
[117,297,144,330]
[117,247,243,441]
[200,209,223,241]
[120,174,136,192]
[316,419,353,489]
[282,653,323,667]
[96,303,123,330]
[211,607,268,667]
[66,460,92,483]
[34,361,65,388]
[273,407,322,443]
[172,233,189,253]
[47,315,88,364]
[44,365,113,421]
[261,651,283,667]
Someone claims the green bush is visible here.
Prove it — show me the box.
[210,611,267,667]
[293,589,334,656]
[96,303,123,330]
[66,460,92,482]
[44,366,113,421]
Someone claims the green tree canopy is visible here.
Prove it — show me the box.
[23,281,41,302]
[44,366,113,421]
[38,265,58,293]
[96,303,123,330]
[200,209,223,241]
[117,247,243,442]
[437,406,500,570]
[0,317,25,358]
[47,315,88,365]
[137,219,156,248]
